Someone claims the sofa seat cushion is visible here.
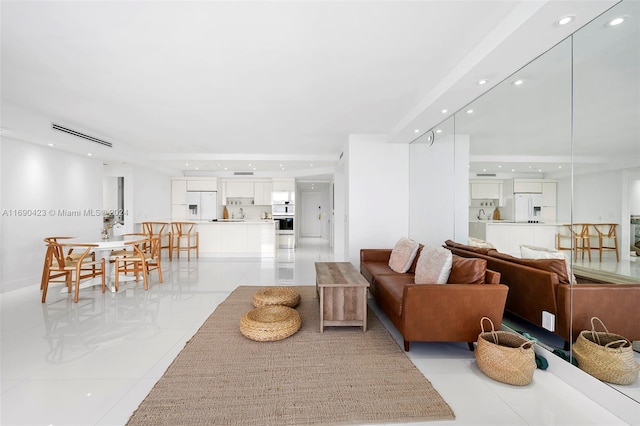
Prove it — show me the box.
[388,237,420,273]
[375,274,415,317]
[415,246,453,284]
[447,255,487,284]
[361,261,409,282]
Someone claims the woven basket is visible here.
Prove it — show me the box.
[252,287,301,308]
[475,317,536,386]
[572,317,640,385]
[239,305,302,342]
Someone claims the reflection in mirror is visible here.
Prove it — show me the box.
[454,37,573,359]
[409,116,463,246]
[572,0,640,399]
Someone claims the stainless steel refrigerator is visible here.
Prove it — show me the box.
[186,191,218,221]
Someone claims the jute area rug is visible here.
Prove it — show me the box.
[127,286,455,425]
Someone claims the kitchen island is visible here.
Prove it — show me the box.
[137,220,277,258]
[198,220,276,257]
[469,220,562,255]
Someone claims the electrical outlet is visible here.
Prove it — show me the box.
[542,311,555,332]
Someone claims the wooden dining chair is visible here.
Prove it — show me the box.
[112,237,163,291]
[41,241,106,303]
[41,237,98,291]
[170,222,199,261]
[592,223,619,261]
[556,223,592,261]
[142,222,171,259]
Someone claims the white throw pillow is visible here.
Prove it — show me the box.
[520,244,577,285]
[468,237,495,249]
[388,237,420,273]
[414,246,453,284]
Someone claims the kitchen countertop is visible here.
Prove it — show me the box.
[470,220,563,226]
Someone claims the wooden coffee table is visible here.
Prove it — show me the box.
[315,262,370,333]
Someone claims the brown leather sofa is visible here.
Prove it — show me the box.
[360,248,509,351]
[444,240,640,343]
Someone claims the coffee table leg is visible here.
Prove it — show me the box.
[362,286,367,332]
[319,286,324,333]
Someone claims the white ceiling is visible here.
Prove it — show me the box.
[0,0,619,179]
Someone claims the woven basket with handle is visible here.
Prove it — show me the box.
[475,317,536,386]
[572,317,640,385]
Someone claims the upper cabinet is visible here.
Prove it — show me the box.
[513,179,543,193]
[470,181,502,200]
[272,178,295,192]
[225,181,255,198]
[254,182,273,205]
[187,179,217,191]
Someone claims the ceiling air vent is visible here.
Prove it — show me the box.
[234,171,254,176]
[476,173,497,177]
[51,123,113,148]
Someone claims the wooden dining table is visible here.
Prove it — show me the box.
[65,235,147,293]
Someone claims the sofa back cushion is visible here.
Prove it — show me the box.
[444,239,495,255]
[447,255,487,284]
[388,237,420,273]
[414,246,453,284]
[520,245,577,285]
[491,252,571,284]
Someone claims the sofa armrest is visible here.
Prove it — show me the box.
[399,283,509,342]
[556,283,640,342]
[360,249,392,263]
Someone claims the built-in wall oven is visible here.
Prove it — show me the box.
[275,216,294,233]
[274,216,295,249]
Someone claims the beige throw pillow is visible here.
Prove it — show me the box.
[520,244,577,285]
[388,237,420,273]
[414,246,453,284]
[468,237,495,249]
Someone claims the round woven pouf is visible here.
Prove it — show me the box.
[252,286,301,308]
[239,305,302,342]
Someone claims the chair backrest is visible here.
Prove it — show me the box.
[142,222,168,237]
[46,241,96,268]
[171,222,195,237]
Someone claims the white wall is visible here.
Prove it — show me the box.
[1,138,104,292]
[345,134,409,265]
[573,169,623,224]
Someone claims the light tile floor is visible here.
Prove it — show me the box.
[0,238,635,425]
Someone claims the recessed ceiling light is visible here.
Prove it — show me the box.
[310,164,314,167]
[511,168,516,172]
[441,109,448,114]
[414,129,420,133]
[558,165,563,169]
[87,153,92,156]
[498,165,502,168]
[195,167,199,170]
[482,168,487,172]
[466,109,474,114]
[513,79,524,86]
[436,129,442,133]
[224,167,227,170]
[609,16,626,26]
[557,15,575,26]
[248,163,252,167]
[253,167,256,171]
[185,163,189,166]
[538,169,542,172]
[477,79,488,85]
[47,143,54,147]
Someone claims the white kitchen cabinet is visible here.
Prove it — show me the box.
[226,181,255,198]
[542,182,557,206]
[542,207,557,223]
[272,178,295,192]
[485,223,559,255]
[470,182,502,200]
[254,182,273,205]
[513,180,543,193]
[171,204,186,220]
[187,179,217,191]
[171,180,187,204]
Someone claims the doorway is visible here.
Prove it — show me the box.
[300,190,322,237]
